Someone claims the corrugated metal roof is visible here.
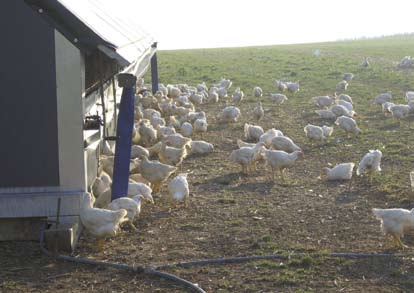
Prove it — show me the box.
[57,0,154,64]
[25,0,156,71]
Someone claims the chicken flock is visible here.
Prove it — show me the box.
[80,57,414,251]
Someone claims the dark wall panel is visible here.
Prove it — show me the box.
[0,0,59,187]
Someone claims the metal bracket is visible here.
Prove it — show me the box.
[118,73,137,88]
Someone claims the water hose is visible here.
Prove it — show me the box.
[39,228,205,293]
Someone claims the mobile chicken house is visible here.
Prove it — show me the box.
[0,0,157,246]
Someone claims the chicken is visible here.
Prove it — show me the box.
[138,156,177,192]
[244,123,264,142]
[264,150,304,183]
[335,116,361,137]
[219,106,241,123]
[193,118,208,136]
[253,86,263,98]
[94,188,112,209]
[381,102,395,116]
[269,93,288,105]
[374,91,392,105]
[147,141,162,157]
[312,95,335,108]
[180,122,193,137]
[137,120,157,147]
[92,176,110,200]
[389,104,410,125]
[130,145,150,159]
[336,80,348,91]
[107,195,144,230]
[237,139,256,148]
[337,100,353,112]
[315,109,336,120]
[229,142,266,174]
[274,80,287,92]
[168,173,190,206]
[286,81,300,93]
[127,181,153,203]
[343,73,354,81]
[372,208,414,248]
[253,102,264,121]
[357,149,382,183]
[162,133,192,149]
[189,140,214,155]
[232,87,244,103]
[338,94,353,104]
[321,162,354,184]
[157,125,176,138]
[80,193,128,250]
[270,136,301,153]
[159,141,189,166]
[304,124,332,142]
[330,104,355,117]
[259,129,284,147]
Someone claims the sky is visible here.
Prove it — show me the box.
[69,0,414,50]
[118,0,413,50]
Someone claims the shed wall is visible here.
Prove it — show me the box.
[0,0,59,187]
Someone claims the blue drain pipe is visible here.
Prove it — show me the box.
[111,74,136,200]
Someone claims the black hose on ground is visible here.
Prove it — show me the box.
[155,251,409,270]
[39,228,205,293]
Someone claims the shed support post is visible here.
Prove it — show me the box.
[151,42,159,94]
[111,74,136,200]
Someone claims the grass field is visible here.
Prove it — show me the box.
[2,35,414,292]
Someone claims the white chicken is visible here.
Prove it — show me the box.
[253,101,264,121]
[219,106,241,123]
[80,193,128,250]
[264,150,304,183]
[304,124,332,142]
[162,133,192,149]
[321,162,355,181]
[180,122,193,137]
[338,94,353,104]
[389,104,410,124]
[232,87,244,103]
[357,149,382,183]
[335,116,361,137]
[189,140,214,155]
[275,80,287,92]
[343,73,354,81]
[382,102,395,116]
[130,145,150,159]
[372,208,414,248]
[312,95,335,108]
[127,181,153,203]
[286,81,300,93]
[244,123,264,142]
[253,86,263,98]
[270,136,301,153]
[193,118,208,135]
[336,80,348,91]
[107,195,144,230]
[337,100,354,112]
[374,91,392,105]
[229,142,266,174]
[330,104,355,117]
[269,94,288,105]
[259,128,284,147]
[237,139,256,148]
[315,109,337,120]
[168,173,190,206]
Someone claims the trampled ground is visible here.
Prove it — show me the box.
[2,36,414,292]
